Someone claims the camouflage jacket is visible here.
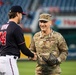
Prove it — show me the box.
[29,30,68,65]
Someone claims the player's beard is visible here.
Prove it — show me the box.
[17,18,21,24]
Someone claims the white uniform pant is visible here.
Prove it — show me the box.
[0,55,19,75]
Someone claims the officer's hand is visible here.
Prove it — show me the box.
[32,53,37,61]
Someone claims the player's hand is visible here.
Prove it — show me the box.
[28,52,37,61]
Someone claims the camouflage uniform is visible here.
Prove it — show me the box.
[29,13,68,75]
[29,31,68,75]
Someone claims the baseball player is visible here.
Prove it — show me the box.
[29,13,68,75]
[0,6,36,75]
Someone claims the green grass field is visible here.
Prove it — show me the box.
[18,60,76,75]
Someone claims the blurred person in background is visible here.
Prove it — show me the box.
[29,13,68,75]
[0,0,3,6]
[0,5,37,75]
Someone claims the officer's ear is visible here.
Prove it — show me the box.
[49,20,53,27]
[48,20,52,25]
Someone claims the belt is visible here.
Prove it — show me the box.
[0,54,6,56]
[0,54,18,59]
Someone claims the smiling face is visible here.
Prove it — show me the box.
[38,13,52,33]
[39,20,52,32]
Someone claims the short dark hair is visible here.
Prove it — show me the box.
[8,12,17,19]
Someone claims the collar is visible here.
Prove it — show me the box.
[40,30,54,38]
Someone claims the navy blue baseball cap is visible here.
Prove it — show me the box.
[9,5,26,15]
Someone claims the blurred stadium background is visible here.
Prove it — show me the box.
[0,0,76,75]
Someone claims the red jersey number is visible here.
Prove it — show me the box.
[0,31,7,45]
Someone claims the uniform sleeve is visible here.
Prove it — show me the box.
[13,27,34,57]
[18,43,34,57]
[57,34,68,63]
[29,36,36,53]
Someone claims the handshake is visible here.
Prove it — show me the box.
[28,52,37,61]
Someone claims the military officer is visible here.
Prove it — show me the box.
[29,13,68,75]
